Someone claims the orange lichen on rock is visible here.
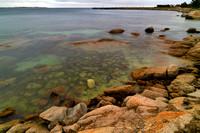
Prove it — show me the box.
[145,111,186,122]
[131,98,140,107]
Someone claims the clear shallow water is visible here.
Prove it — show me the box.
[0,8,199,120]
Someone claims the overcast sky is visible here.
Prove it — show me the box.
[0,0,192,7]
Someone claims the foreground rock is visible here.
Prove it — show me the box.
[186,10,200,20]
[130,64,178,80]
[76,105,145,132]
[39,103,87,125]
[0,120,22,133]
[145,27,154,33]
[167,73,196,97]
[108,29,125,34]
[6,121,49,133]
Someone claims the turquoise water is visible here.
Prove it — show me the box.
[0,8,199,120]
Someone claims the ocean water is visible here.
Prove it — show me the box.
[0,8,199,120]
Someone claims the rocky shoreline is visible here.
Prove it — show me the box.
[0,28,200,132]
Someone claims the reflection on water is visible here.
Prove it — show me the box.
[0,8,197,120]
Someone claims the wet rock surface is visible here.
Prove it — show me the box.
[108,29,125,34]
[145,27,154,33]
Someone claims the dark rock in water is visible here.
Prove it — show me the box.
[108,29,125,34]
[0,119,22,133]
[186,28,200,33]
[104,85,136,99]
[145,27,154,33]
[0,107,15,118]
[164,28,170,31]
[39,103,87,126]
[24,113,39,121]
[130,65,178,80]
[131,33,140,37]
[160,28,170,32]
[159,35,166,37]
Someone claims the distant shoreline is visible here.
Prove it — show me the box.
[92,7,193,13]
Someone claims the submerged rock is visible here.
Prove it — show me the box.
[130,33,140,37]
[108,29,125,34]
[0,107,15,118]
[87,79,95,88]
[71,38,130,47]
[145,27,154,33]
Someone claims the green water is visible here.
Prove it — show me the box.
[0,8,198,121]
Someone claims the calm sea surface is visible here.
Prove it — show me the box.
[0,8,199,120]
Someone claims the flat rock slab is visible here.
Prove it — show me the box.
[130,65,178,80]
[188,90,200,99]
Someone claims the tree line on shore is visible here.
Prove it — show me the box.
[157,0,200,9]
